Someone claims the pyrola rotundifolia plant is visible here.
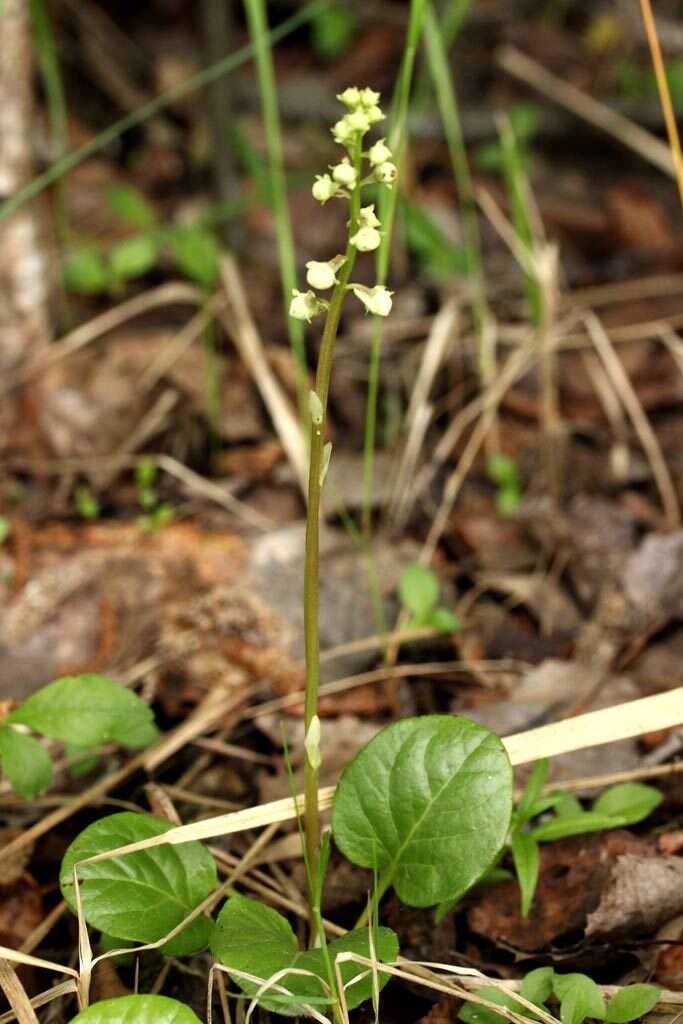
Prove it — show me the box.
[288,86,398,921]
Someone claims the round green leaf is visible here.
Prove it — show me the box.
[606,985,660,1024]
[211,895,398,1016]
[68,995,202,1024]
[9,674,159,749]
[0,726,52,798]
[593,783,662,825]
[520,967,555,1008]
[554,973,606,1024]
[60,812,216,955]
[331,715,513,907]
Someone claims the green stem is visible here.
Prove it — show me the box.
[303,145,362,941]
[354,867,394,929]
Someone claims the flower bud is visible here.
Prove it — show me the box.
[359,204,380,228]
[312,174,337,203]
[374,161,398,184]
[331,118,354,147]
[368,138,392,166]
[351,284,393,317]
[337,87,361,109]
[332,159,358,187]
[350,225,381,252]
[359,87,381,108]
[306,260,337,290]
[346,109,370,134]
[365,105,385,125]
[290,290,325,323]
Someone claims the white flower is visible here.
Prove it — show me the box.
[312,174,338,203]
[359,87,381,108]
[306,260,337,290]
[368,138,392,166]
[346,109,370,134]
[374,161,398,184]
[359,204,380,228]
[331,118,354,146]
[290,290,325,322]
[337,87,361,109]
[332,159,357,187]
[351,284,393,317]
[365,105,385,125]
[350,225,381,251]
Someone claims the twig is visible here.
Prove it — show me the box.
[639,0,683,206]
[584,312,680,529]
[219,254,307,495]
[497,45,675,178]
[1,282,202,395]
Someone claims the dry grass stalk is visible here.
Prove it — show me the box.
[219,254,307,494]
[639,0,683,206]
[497,45,675,178]
[584,312,680,528]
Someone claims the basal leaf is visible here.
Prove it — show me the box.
[210,895,398,1017]
[553,973,606,1024]
[331,715,513,907]
[68,994,202,1024]
[605,984,660,1023]
[0,726,52,798]
[60,812,216,956]
[459,986,531,1024]
[593,783,662,825]
[520,967,555,1009]
[10,674,159,749]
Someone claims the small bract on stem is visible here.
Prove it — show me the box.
[289,85,396,943]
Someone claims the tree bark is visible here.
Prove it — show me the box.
[0,0,51,374]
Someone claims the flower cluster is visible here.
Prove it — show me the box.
[290,87,395,324]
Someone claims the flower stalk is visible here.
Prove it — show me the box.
[290,88,396,941]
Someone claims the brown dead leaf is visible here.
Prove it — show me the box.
[0,877,43,948]
[0,829,33,886]
[469,831,652,952]
[586,854,683,939]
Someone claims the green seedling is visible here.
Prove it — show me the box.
[460,968,660,1024]
[487,453,522,515]
[135,458,174,532]
[63,184,220,297]
[399,562,461,633]
[0,516,10,545]
[0,674,158,799]
[508,760,661,917]
[74,483,100,520]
